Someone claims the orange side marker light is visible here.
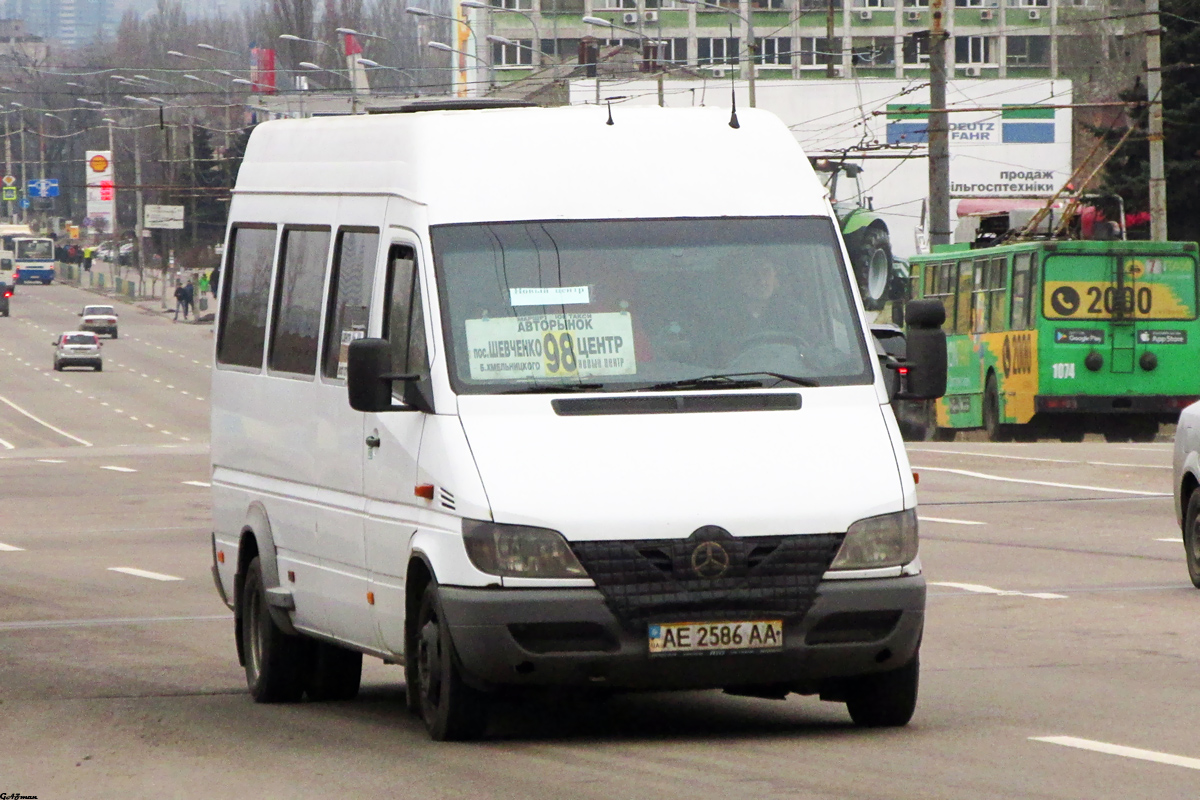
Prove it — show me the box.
[367,592,375,606]
[414,484,435,500]
[913,471,920,485]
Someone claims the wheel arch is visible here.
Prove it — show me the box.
[234,502,290,664]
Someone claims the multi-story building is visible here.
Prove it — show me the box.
[477,0,1119,82]
[0,0,115,50]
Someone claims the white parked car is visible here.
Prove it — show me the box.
[53,331,103,371]
[1173,403,1200,587]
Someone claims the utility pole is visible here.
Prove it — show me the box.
[825,0,836,79]
[107,119,117,279]
[927,0,951,247]
[1146,0,1167,240]
[3,110,11,220]
[134,129,145,285]
[15,113,25,223]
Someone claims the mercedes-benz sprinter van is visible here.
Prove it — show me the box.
[210,101,946,740]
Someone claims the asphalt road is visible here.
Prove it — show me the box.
[2,282,1198,798]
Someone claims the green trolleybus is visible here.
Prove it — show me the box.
[905,239,1200,442]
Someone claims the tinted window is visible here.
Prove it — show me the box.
[217,225,277,368]
[383,245,429,398]
[268,227,330,376]
[322,229,378,380]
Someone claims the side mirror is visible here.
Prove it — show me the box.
[895,299,947,400]
[346,338,433,414]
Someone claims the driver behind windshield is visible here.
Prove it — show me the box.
[717,258,803,365]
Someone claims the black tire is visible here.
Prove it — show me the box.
[851,227,893,311]
[845,653,919,727]
[983,375,1013,442]
[1184,491,1200,589]
[1128,416,1159,443]
[241,556,306,703]
[53,362,61,371]
[304,640,363,701]
[409,581,488,741]
[112,330,118,339]
[95,363,103,372]
[1102,420,1133,443]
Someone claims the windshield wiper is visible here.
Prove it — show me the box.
[643,372,818,392]
[501,382,606,394]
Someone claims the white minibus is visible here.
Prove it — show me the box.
[210,101,947,741]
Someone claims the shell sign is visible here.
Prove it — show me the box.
[89,153,109,173]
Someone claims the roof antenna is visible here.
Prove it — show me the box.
[727,23,739,129]
[606,99,614,126]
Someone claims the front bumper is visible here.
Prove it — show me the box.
[81,322,116,333]
[439,576,925,692]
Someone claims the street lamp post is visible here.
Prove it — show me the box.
[676,0,755,107]
[10,103,25,222]
[0,92,13,220]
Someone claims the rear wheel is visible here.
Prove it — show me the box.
[95,363,102,372]
[845,653,919,727]
[112,330,118,339]
[1185,492,1200,589]
[852,227,893,311]
[241,556,306,703]
[983,375,1013,442]
[410,581,489,741]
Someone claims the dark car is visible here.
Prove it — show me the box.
[0,280,10,317]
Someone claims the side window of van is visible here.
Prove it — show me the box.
[322,228,379,380]
[383,244,429,398]
[268,226,331,376]
[217,224,277,369]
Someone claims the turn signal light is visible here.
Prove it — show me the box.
[366,591,375,605]
[414,484,435,500]
[913,471,920,484]
[216,550,225,563]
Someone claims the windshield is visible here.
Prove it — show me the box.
[1043,253,1197,320]
[84,306,115,316]
[16,239,53,260]
[63,333,96,345]
[432,217,872,394]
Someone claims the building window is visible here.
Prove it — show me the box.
[797,0,841,9]
[798,36,841,66]
[954,35,994,64]
[697,37,740,65]
[594,0,636,8]
[541,38,581,57]
[955,0,986,6]
[854,0,895,7]
[852,36,894,65]
[1006,0,1047,5]
[754,37,791,65]
[1006,35,1050,66]
[541,0,584,12]
[492,39,534,66]
[903,31,929,64]
[903,0,929,7]
[490,0,532,8]
[750,0,786,9]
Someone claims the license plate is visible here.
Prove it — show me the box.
[648,620,784,655]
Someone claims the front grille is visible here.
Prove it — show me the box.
[571,529,844,628]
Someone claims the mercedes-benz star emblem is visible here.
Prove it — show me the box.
[691,541,731,579]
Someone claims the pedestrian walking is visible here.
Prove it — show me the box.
[83,246,93,272]
[209,267,219,298]
[181,280,195,321]
[198,271,210,297]
[173,281,185,321]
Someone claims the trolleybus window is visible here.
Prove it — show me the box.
[1010,252,1035,330]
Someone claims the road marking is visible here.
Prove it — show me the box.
[0,614,227,631]
[37,458,65,463]
[1031,736,1200,771]
[911,466,1170,497]
[919,516,985,526]
[182,480,211,487]
[931,581,1067,600]
[1155,537,1180,542]
[100,465,137,473]
[0,437,13,450]
[910,448,1169,470]
[0,542,25,551]
[0,394,92,447]
[108,567,182,581]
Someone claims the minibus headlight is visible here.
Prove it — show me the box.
[830,509,918,571]
[462,520,588,579]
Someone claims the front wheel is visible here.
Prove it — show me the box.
[241,556,306,703]
[409,581,489,741]
[1184,492,1200,589]
[112,330,119,339]
[845,653,919,727]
